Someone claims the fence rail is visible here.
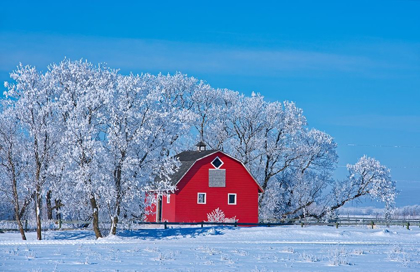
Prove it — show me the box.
[1,217,420,232]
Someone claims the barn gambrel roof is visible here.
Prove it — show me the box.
[168,150,218,185]
[170,150,264,192]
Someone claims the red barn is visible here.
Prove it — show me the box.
[146,142,263,223]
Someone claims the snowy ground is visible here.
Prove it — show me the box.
[1,225,419,271]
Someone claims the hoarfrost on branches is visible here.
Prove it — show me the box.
[105,73,195,235]
[326,156,396,219]
[2,63,62,240]
[0,59,397,238]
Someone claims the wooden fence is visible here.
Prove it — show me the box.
[1,217,420,232]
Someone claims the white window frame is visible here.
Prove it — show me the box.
[167,194,170,204]
[197,193,206,204]
[228,193,237,205]
[211,156,224,169]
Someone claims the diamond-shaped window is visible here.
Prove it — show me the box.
[211,157,223,169]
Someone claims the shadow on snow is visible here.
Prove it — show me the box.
[44,226,228,241]
[117,226,227,239]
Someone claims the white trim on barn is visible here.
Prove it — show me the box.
[197,192,206,204]
[228,193,237,205]
[211,156,224,169]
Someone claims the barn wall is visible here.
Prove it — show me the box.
[145,193,157,222]
[174,152,260,223]
[145,194,177,222]
[162,194,176,222]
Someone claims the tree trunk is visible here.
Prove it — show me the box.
[14,210,27,240]
[258,177,270,207]
[35,189,42,240]
[110,162,122,236]
[110,214,119,236]
[11,162,26,240]
[33,128,43,240]
[46,190,53,220]
[54,199,62,220]
[90,194,102,239]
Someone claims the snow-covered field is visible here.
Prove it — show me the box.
[1,225,419,271]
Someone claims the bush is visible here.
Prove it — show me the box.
[206,208,237,223]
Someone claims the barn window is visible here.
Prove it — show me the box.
[211,157,223,169]
[167,194,170,204]
[228,193,237,205]
[209,169,226,187]
[197,193,206,204]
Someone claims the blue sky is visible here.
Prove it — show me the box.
[1,0,419,207]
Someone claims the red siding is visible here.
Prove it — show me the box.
[174,152,260,223]
[145,194,157,222]
[145,194,177,222]
[162,194,176,222]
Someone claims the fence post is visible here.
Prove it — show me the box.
[164,222,167,230]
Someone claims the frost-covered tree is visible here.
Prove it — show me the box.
[3,64,61,240]
[325,156,396,218]
[0,108,32,240]
[187,90,340,221]
[189,85,238,150]
[1,59,397,229]
[224,92,267,166]
[258,128,338,221]
[105,73,195,235]
[49,59,116,238]
[286,130,338,217]
[256,101,307,205]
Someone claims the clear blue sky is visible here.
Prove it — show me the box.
[1,0,419,207]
